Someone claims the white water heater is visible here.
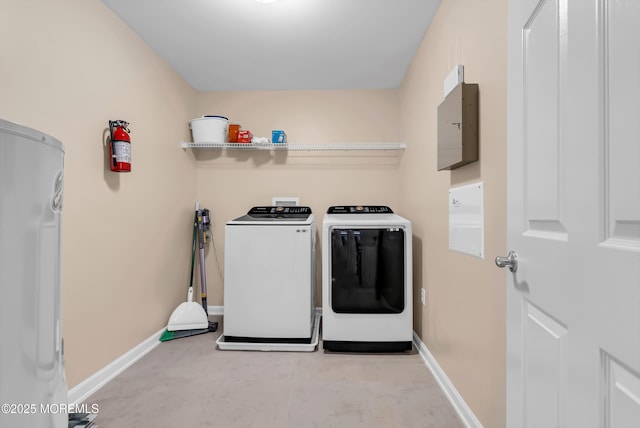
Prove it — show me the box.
[0,118,67,428]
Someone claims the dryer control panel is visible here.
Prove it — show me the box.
[326,205,394,214]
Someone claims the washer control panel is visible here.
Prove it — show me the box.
[247,206,312,218]
[326,205,394,214]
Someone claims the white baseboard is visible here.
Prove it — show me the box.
[68,327,164,405]
[69,308,224,404]
[69,310,479,428]
[412,332,483,428]
[207,305,224,316]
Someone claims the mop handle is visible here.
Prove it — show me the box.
[188,212,197,290]
[197,209,208,315]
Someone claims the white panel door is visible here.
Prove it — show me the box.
[506,1,640,427]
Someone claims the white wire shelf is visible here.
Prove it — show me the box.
[180,142,406,151]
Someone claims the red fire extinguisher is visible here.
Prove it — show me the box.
[108,120,131,172]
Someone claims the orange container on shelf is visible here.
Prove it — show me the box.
[237,130,253,143]
[228,124,240,143]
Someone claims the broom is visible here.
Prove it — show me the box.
[160,212,210,342]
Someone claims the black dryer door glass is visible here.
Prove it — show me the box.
[330,228,405,314]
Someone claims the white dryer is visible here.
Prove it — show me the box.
[322,206,412,352]
[222,206,316,345]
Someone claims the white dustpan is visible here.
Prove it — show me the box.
[167,287,208,331]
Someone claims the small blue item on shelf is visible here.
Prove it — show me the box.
[272,130,287,144]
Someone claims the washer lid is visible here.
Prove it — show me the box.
[229,206,314,224]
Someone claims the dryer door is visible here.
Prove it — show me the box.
[330,228,405,314]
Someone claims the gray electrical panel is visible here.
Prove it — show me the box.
[437,82,479,170]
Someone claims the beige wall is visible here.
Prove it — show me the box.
[194,90,403,305]
[399,0,508,427]
[1,0,197,388]
[2,0,508,425]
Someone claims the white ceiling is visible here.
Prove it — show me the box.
[101,0,441,91]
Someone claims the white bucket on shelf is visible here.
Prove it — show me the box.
[190,116,228,143]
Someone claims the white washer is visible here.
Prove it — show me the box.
[222,206,316,345]
[322,205,413,352]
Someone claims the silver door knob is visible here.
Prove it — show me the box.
[495,251,518,272]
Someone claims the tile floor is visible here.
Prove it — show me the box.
[87,316,463,428]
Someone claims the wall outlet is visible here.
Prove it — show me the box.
[420,288,426,306]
